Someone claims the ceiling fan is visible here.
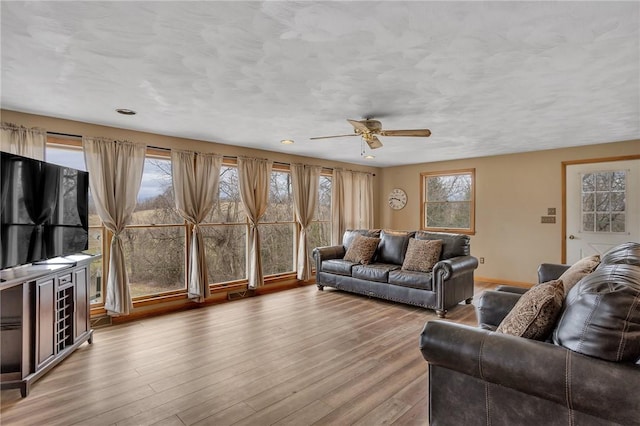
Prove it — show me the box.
[310,119,431,150]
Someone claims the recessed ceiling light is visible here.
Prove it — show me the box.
[116,108,137,115]
[281,139,294,145]
[364,155,375,160]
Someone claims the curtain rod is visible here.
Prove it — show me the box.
[46,132,374,175]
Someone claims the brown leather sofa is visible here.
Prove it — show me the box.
[313,229,478,317]
[419,242,640,426]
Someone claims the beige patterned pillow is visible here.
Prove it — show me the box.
[401,238,443,272]
[343,235,380,265]
[559,254,600,294]
[496,279,564,340]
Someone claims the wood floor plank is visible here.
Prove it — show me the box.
[1,282,497,426]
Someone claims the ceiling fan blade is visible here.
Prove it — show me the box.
[365,135,383,150]
[347,119,370,133]
[380,129,432,137]
[309,134,357,140]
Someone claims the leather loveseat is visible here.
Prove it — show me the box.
[419,242,640,426]
[313,229,478,317]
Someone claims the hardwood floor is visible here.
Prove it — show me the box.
[1,282,498,426]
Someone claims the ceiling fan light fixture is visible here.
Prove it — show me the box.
[364,154,375,160]
[280,139,294,145]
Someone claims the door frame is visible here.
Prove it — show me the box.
[561,154,640,263]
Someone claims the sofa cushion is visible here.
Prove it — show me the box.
[352,263,400,283]
[343,235,380,265]
[388,270,433,290]
[496,279,564,340]
[321,259,358,276]
[414,231,469,260]
[553,263,640,362]
[402,238,442,273]
[558,254,600,294]
[376,230,415,265]
[342,229,381,249]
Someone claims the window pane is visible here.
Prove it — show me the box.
[123,226,186,297]
[595,192,610,212]
[426,202,471,229]
[308,222,331,251]
[582,173,595,192]
[427,175,471,202]
[595,173,611,191]
[87,228,103,304]
[132,157,182,225]
[611,213,625,232]
[611,171,626,190]
[205,166,245,223]
[315,176,332,221]
[582,193,594,212]
[260,223,295,275]
[262,171,293,222]
[202,224,247,284]
[582,213,595,232]
[610,192,625,211]
[596,213,610,232]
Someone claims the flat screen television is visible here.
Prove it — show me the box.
[1,151,89,270]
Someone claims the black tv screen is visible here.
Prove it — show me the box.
[1,151,89,270]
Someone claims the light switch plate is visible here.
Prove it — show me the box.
[541,216,556,224]
[548,208,556,215]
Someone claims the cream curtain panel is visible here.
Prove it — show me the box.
[237,157,272,289]
[1,122,46,160]
[331,169,374,244]
[83,137,146,316]
[291,164,321,281]
[171,150,222,302]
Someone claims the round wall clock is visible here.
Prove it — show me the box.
[388,188,407,210]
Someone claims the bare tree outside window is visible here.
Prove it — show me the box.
[260,169,295,276]
[421,169,475,234]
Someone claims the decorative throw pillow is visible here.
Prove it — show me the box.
[558,254,600,294]
[401,238,443,273]
[343,235,380,265]
[496,279,564,340]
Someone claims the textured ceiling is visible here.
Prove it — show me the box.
[1,1,639,167]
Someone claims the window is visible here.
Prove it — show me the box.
[421,169,475,234]
[581,170,626,233]
[123,153,186,298]
[202,165,247,285]
[259,169,295,276]
[46,141,105,304]
[308,174,332,252]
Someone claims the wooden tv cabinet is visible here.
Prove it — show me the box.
[0,254,99,397]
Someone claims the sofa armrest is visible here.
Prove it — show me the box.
[420,321,640,426]
[433,255,478,281]
[476,290,522,328]
[537,263,570,283]
[312,245,345,261]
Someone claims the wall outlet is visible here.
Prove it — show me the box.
[479,257,485,264]
[548,208,556,215]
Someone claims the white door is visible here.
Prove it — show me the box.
[566,159,640,263]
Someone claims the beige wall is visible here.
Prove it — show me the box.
[379,140,640,284]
